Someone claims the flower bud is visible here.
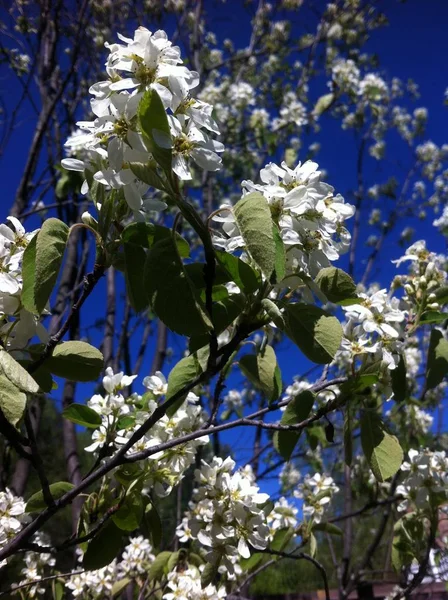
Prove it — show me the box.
[81,212,98,229]
[427,302,440,310]
[419,276,427,289]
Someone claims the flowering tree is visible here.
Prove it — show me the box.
[0,1,447,599]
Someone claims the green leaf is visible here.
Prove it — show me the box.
[21,234,38,314]
[360,411,403,482]
[420,310,447,324]
[391,355,407,402]
[138,89,172,172]
[62,403,102,428]
[0,375,27,426]
[26,481,74,512]
[426,329,448,390]
[270,527,294,552]
[129,162,166,191]
[111,578,131,598]
[165,354,201,417]
[83,521,123,570]
[284,303,343,364]
[18,361,53,393]
[434,286,448,307]
[239,345,282,403]
[122,222,189,257]
[261,298,285,329]
[148,551,172,581]
[215,250,260,294]
[145,237,212,337]
[233,192,276,278]
[314,267,359,305]
[112,494,143,531]
[184,263,231,289]
[0,350,39,393]
[201,563,218,589]
[274,390,315,460]
[47,341,104,382]
[33,218,70,314]
[240,553,264,571]
[124,242,149,312]
[271,225,286,283]
[312,522,343,536]
[144,504,162,548]
[313,93,335,116]
[309,532,317,558]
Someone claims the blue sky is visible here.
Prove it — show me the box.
[1,0,447,497]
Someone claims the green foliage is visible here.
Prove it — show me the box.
[284,303,343,364]
[46,341,104,382]
[62,403,102,428]
[426,328,448,390]
[22,218,69,315]
[148,551,172,581]
[112,493,144,531]
[165,354,201,416]
[233,192,276,278]
[129,162,166,191]
[0,350,39,394]
[239,345,282,403]
[0,374,27,426]
[215,250,260,294]
[314,267,359,305]
[123,241,149,312]
[391,355,407,402]
[274,390,315,459]
[26,481,74,512]
[145,236,212,337]
[83,521,123,570]
[138,89,172,172]
[122,222,190,257]
[360,411,404,482]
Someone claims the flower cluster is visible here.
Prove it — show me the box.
[85,368,208,497]
[0,488,28,569]
[177,457,270,571]
[397,449,448,512]
[13,533,55,598]
[67,536,154,597]
[163,566,226,600]
[294,473,339,523]
[267,496,299,538]
[62,27,223,213]
[212,160,355,280]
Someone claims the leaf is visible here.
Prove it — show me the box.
[271,225,286,284]
[144,504,162,548]
[165,354,201,417]
[240,553,264,571]
[21,234,38,314]
[123,242,149,312]
[239,345,282,403]
[274,390,315,460]
[313,93,335,116]
[233,192,276,278]
[426,329,448,390]
[420,310,447,324]
[62,403,102,428]
[112,494,143,531]
[270,527,294,552]
[32,218,70,314]
[83,521,123,570]
[145,237,212,337]
[261,298,285,329]
[312,522,343,536]
[360,411,403,482]
[111,578,131,598]
[122,222,189,257]
[309,532,317,558]
[148,551,172,581]
[284,303,343,364]
[0,375,27,426]
[129,162,166,191]
[391,355,407,402]
[215,250,260,294]
[344,408,352,467]
[138,89,172,172]
[26,481,74,512]
[0,350,39,393]
[314,267,359,305]
[47,341,104,382]
[184,263,231,289]
[201,563,218,589]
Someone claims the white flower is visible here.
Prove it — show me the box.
[143,371,168,395]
